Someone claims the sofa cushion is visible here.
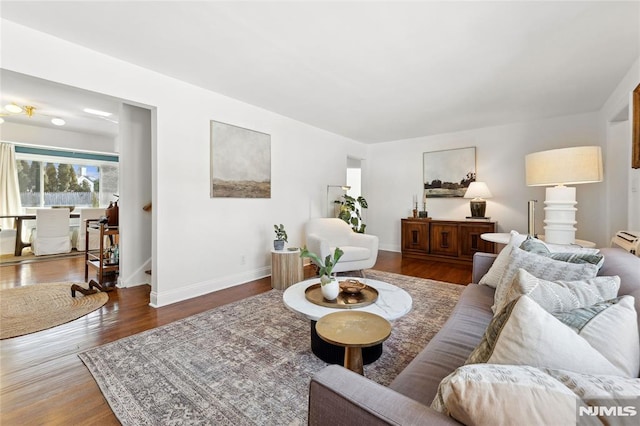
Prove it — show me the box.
[520,237,604,267]
[478,231,527,288]
[492,247,599,314]
[389,284,494,406]
[431,363,640,426]
[467,295,639,378]
[497,268,620,315]
[431,364,580,426]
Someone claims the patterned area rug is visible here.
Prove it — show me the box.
[79,270,465,425]
[0,282,108,339]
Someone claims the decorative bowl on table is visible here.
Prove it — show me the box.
[339,279,366,294]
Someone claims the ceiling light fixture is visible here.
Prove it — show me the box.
[1,103,65,126]
[4,103,23,114]
[83,108,112,117]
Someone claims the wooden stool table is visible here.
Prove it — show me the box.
[315,311,391,375]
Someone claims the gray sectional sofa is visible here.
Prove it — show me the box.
[308,247,640,425]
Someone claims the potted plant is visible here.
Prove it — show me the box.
[334,194,368,233]
[273,224,288,250]
[299,246,344,300]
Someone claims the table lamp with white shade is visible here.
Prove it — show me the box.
[525,146,603,245]
[464,182,493,218]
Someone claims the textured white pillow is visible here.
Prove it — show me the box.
[497,268,620,315]
[492,247,599,314]
[467,295,640,378]
[479,231,528,288]
[431,364,579,426]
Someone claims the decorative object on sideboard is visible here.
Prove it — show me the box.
[326,185,350,218]
[525,146,603,245]
[423,146,476,198]
[273,224,288,251]
[464,182,492,218]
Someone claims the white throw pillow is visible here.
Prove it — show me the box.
[492,247,599,314]
[497,268,620,315]
[467,295,640,378]
[479,231,528,288]
[431,364,580,426]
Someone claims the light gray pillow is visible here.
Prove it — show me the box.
[498,268,620,314]
[520,237,604,268]
[492,246,599,314]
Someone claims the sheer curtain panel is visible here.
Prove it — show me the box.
[0,143,22,229]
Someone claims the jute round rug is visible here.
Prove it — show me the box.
[0,282,109,339]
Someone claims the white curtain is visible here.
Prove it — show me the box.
[0,143,22,229]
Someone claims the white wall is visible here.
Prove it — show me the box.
[368,112,607,250]
[0,121,116,153]
[600,57,640,234]
[1,20,366,306]
[118,104,152,288]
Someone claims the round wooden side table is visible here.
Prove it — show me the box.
[315,311,392,375]
[271,249,303,290]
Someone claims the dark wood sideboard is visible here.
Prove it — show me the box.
[401,218,497,265]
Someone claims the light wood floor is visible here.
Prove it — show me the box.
[0,251,470,425]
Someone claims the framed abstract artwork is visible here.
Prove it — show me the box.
[423,147,476,198]
[210,120,271,198]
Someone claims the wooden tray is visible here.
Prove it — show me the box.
[304,282,378,309]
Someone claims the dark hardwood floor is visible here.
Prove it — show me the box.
[0,250,470,425]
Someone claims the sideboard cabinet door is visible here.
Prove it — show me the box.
[430,223,459,256]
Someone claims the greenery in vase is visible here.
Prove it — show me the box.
[334,194,368,233]
[299,246,344,285]
[273,224,288,242]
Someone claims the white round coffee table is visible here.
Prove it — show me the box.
[283,277,412,364]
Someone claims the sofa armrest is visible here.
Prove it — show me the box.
[472,252,497,284]
[309,365,459,426]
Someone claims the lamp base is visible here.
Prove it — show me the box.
[469,200,486,218]
[543,186,577,245]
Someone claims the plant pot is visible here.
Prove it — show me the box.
[320,277,339,301]
[274,240,285,251]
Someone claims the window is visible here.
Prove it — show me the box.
[15,146,119,209]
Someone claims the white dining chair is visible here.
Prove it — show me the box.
[76,208,105,252]
[31,208,72,256]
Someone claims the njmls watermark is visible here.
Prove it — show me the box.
[577,397,639,425]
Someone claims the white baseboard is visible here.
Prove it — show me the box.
[379,243,401,253]
[149,265,272,308]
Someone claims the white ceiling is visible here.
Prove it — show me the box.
[1,1,639,143]
[0,69,121,137]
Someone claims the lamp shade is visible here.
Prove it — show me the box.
[464,182,492,199]
[525,146,603,186]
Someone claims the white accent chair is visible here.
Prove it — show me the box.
[31,208,72,256]
[305,218,379,273]
[76,208,105,252]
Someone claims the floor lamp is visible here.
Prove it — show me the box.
[525,146,603,245]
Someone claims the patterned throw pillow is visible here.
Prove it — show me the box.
[497,268,620,315]
[467,295,640,378]
[431,364,640,426]
[431,364,579,426]
[479,231,528,288]
[520,237,604,268]
[491,247,599,314]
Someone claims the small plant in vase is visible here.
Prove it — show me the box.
[273,224,288,250]
[299,246,344,301]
